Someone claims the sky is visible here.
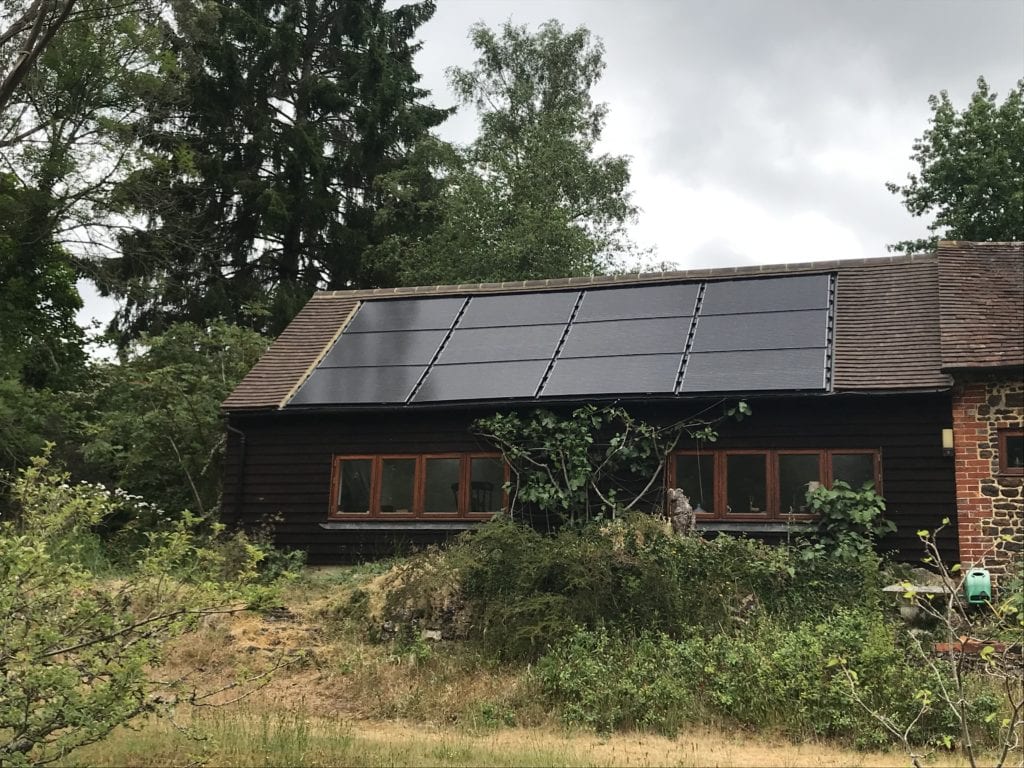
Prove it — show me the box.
[76,0,1024,329]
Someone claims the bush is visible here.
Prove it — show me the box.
[539,609,959,747]
[379,515,884,661]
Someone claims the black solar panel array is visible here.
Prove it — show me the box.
[289,273,833,406]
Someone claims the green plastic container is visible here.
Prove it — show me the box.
[964,568,992,605]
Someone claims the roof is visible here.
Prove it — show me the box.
[936,241,1024,371]
[223,242,1023,412]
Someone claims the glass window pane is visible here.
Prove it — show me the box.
[778,454,822,515]
[424,458,461,514]
[380,458,415,514]
[1004,434,1023,470]
[674,454,715,514]
[469,457,504,514]
[726,454,767,514]
[338,459,372,514]
[832,453,875,490]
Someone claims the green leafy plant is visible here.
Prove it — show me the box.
[473,402,747,525]
[0,449,284,765]
[802,480,896,561]
[835,524,1023,768]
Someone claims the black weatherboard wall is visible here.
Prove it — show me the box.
[223,392,957,564]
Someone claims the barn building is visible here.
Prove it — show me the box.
[222,241,1023,571]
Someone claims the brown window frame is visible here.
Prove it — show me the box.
[328,453,508,520]
[668,448,881,521]
[998,428,1024,476]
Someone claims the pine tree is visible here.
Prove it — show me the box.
[104,0,449,339]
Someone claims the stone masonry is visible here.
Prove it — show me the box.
[952,373,1023,579]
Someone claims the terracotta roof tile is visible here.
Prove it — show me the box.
[937,241,1024,371]
[221,295,358,410]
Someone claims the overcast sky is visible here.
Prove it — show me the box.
[77,0,1024,329]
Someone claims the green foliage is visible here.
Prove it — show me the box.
[383,19,639,285]
[888,76,1023,253]
[104,0,450,340]
[802,480,896,562]
[474,404,742,524]
[539,611,958,748]
[383,515,882,662]
[80,320,267,518]
[0,449,280,765]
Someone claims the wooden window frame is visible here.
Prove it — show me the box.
[328,453,507,520]
[998,428,1024,476]
[667,448,881,521]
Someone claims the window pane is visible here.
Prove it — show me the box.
[778,454,821,514]
[832,453,875,490]
[380,458,415,513]
[726,454,767,514]
[674,454,715,514]
[338,459,372,514]
[469,457,504,514]
[424,458,461,514]
[1004,434,1023,470]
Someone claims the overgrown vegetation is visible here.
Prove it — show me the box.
[473,402,748,525]
[0,449,291,765]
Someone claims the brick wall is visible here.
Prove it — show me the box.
[952,373,1023,577]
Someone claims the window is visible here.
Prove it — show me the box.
[999,428,1024,475]
[329,453,507,518]
[668,448,880,520]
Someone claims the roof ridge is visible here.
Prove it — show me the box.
[312,253,938,301]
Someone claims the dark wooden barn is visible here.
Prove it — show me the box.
[222,242,1024,566]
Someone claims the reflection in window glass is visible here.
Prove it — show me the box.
[726,454,767,514]
[832,453,875,490]
[778,454,821,514]
[338,459,372,514]
[424,458,461,514]
[380,458,415,513]
[674,454,715,513]
[469,457,504,513]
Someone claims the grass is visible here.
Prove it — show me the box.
[63,709,936,767]
[49,563,994,767]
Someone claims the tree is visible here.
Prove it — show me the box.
[0,0,76,112]
[888,77,1024,253]
[81,321,268,517]
[101,0,449,341]
[379,19,638,286]
[0,450,281,765]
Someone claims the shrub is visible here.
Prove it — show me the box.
[378,515,884,661]
[539,609,958,747]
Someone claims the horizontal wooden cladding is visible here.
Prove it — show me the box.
[224,392,958,562]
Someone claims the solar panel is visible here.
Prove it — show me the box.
[701,274,830,316]
[436,324,565,365]
[459,292,579,328]
[681,349,827,392]
[345,297,465,333]
[413,360,552,402]
[290,365,424,405]
[559,317,688,359]
[541,354,682,397]
[690,309,828,352]
[319,329,448,367]
[576,283,699,322]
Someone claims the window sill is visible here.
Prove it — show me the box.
[320,520,490,531]
[697,520,814,534]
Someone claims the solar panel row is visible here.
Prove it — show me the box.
[288,274,832,406]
